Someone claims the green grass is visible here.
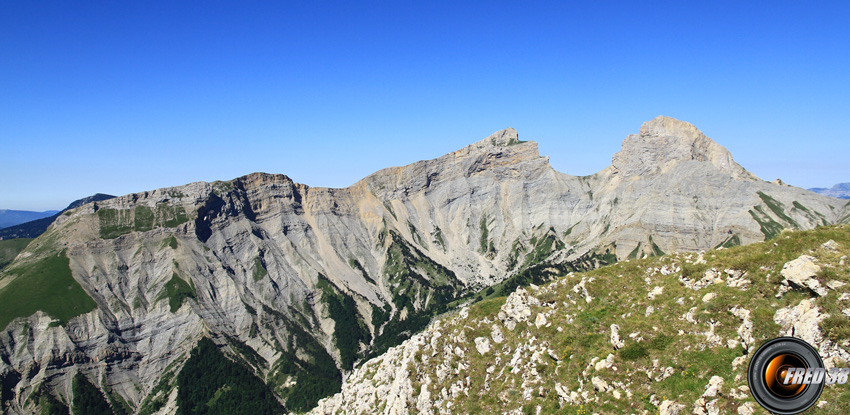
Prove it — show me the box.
[97,208,133,239]
[0,238,33,270]
[714,234,742,249]
[382,201,397,220]
[758,191,798,227]
[158,205,189,228]
[156,273,196,313]
[386,225,850,414]
[749,207,785,239]
[211,180,233,196]
[479,215,490,254]
[618,342,649,360]
[163,235,178,250]
[564,222,578,237]
[0,251,97,330]
[133,205,155,232]
[98,204,191,239]
[408,221,424,246]
[524,227,566,265]
[252,257,267,281]
[433,226,446,250]
[649,235,665,256]
[349,258,376,284]
[627,242,642,260]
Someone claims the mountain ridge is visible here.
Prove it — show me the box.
[0,193,115,240]
[0,117,847,414]
[810,182,850,200]
[0,210,60,230]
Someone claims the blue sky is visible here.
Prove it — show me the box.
[2,1,848,211]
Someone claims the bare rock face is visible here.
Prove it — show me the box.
[609,324,625,349]
[659,400,686,415]
[0,117,847,414]
[612,116,756,180]
[781,255,828,296]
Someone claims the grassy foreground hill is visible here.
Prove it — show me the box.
[311,224,850,415]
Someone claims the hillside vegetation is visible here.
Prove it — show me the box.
[312,225,850,415]
[0,238,32,270]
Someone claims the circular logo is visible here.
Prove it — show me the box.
[748,337,824,414]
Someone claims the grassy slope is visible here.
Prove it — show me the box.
[0,238,33,270]
[0,250,97,329]
[395,225,850,414]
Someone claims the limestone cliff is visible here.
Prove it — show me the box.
[0,117,845,414]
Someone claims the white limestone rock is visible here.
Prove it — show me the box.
[730,306,755,352]
[737,402,756,415]
[822,239,840,251]
[703,376,724,398]
[474,337,491,355]
[490,325,505,344]
[659,400,686,415]
[648,286,664,300]
[534,312,547,329]
[610,324,625,350]
[781,255,827,296]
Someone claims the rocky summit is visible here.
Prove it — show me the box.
[0,116,848,414]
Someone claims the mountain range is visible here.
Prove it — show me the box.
[0,116,848,414]
[810,183,850,199]
[0,210,59,230]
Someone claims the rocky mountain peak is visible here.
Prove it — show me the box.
[639,115,703,140]
[485,127,519,146]
[462,127,524,152]
[611,116,758,181]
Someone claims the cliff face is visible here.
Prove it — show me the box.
[0,117,845,414]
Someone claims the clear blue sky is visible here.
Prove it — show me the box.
[2,1,848,211]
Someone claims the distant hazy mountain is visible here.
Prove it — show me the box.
[0,209,59,229]
[809,183,850,199]
[0,194,115,240]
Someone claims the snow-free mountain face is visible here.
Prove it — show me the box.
[0,117,847,414]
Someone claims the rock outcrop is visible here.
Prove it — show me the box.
[308,225,850,414]
[780,255,828,296]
